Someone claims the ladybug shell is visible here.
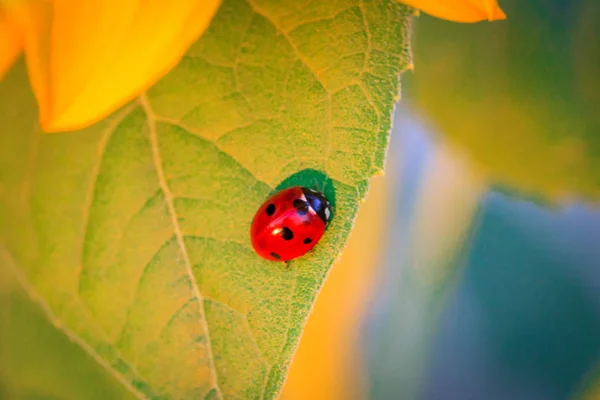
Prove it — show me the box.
[250,186,331,262]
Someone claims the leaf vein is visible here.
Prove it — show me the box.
[233,11,259,116]
[204,297,270,370]
[0,244,148,400]
[149,115,275,188]
[159,297,196,338]
[246,0,328,90]
[115,233,176,348]
[79,103,139,292]
[285,5,358,35]
[140,93,224,400]
[358,0,373,78]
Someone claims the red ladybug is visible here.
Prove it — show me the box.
[250,186,333,262]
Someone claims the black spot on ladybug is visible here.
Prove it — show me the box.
[303,238,313,244]
[281,227,294,240]
[270,252,281,259]
[293,199,309,215]
[265,203,275,216]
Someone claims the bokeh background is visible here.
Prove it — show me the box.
[281,0,600,399]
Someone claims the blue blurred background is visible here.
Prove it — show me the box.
[362,0,600,397]
[364,109,600,400]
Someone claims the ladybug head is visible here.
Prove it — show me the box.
[302,187,332,223]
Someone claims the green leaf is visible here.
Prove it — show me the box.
[0,0,412,398]
[0,279,137,400]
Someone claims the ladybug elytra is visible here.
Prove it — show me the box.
[250,186,332,262]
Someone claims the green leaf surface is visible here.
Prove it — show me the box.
[0,278,137,400]
[0,0,412,398]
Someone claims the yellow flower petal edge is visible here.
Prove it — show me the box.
[0,8,22,79]
[400,0,506,22]
[6,0,222,133]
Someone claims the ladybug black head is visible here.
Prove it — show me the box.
[302,187,332,223]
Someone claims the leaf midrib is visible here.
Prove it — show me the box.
[140,94,223,399]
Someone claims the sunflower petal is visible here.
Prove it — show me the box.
[0,7,23,80]
[4,0,52,124]
[400,0,506,22]
[9,0,221,132]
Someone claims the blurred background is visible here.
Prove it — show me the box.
[281,0,600,399]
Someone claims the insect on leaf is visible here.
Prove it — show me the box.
[0,0,412,398]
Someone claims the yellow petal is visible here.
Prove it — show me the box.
[8,0,222,132]
[400,0,506,22]
[5,0,52,123]
[0,7,23,79]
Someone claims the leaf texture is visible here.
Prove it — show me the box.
[0,0,412,398]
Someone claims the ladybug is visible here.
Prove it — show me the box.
[250,186,333,262]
